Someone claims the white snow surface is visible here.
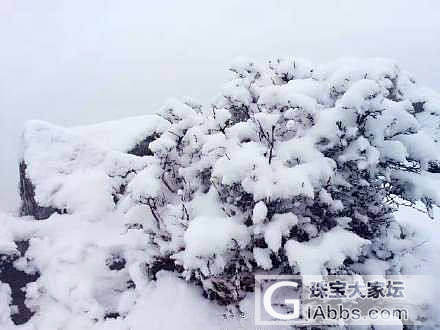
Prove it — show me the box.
[1,206,439,329]
[0,211,276,330]
[20,119,166,218]
[285,227,369,274]
[71,115,169,152]
[183,216,250,258]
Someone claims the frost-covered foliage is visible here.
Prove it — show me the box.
[132,57,440,305]
[6,57,440,327]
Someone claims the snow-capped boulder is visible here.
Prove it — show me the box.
[19,115,168,219]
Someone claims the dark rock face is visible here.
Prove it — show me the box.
[0,240,40,325]
[126,134,159,157]
[19,161,60,220]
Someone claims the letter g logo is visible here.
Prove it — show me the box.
[263,281,300,320]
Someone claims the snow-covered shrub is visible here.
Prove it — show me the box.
[16,57,440,322]
[116,57,440,306]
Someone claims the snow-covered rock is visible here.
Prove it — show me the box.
[19,115,168,220]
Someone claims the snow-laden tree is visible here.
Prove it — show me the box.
[117,57,440,306]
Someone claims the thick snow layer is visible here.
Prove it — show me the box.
[71,115,169,152]
[0,212,272,330]
[212,141,335,200]
[251,201,267,225]
[264,212,298,252]
[1,206,439,329]
[285,227,369,274]
[21,120,155,218]
[183,216,250,257]
[252,248,272,270]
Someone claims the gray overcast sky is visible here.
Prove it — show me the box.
[1,0,439,211]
